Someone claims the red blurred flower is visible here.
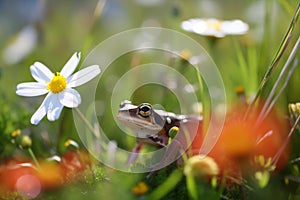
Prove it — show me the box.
[60,150,92,182]
[0,149,93,198]
[0,160,38,192]
[0,159,63,198]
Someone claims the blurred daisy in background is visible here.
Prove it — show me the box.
[2,25,38,65]
[181,18,249,38]
[134,0,164,7]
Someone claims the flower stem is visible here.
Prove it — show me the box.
[28,147,40,168]
[74,107,99,139]
[148,169,183,200]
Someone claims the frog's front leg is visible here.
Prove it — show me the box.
[148,119,200,175]
[127,134,169,167]
[126,142,144,167]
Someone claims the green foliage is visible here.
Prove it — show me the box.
[0,96,30,158]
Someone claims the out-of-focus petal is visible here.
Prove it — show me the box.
[67,65,100,87]
[60,52,81,78]
[30,93,52,125]
[2,25,38,65]
[222,20,249,35]
[58,88,81,108]
[30,62,53,83]
[47,96,64,121]
[16,82,48,96]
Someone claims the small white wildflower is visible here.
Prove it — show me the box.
[181,18,249,38]
[16,52,101,125]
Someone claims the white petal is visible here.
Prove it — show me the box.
[58,88,81,108]
[30,62,53,83]
[47,96,64,121]
[16,82,48,97]
[60,52,81,78]
[222,20,249,35]
[67,65,100,87]
[30,93,52,125]
[181,21,194,32]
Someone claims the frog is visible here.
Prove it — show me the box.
[117,100,203,169]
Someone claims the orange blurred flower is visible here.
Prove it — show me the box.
[191,103,290,184]
[37,161,64,188]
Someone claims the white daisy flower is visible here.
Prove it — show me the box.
[16,52,101,125]
[181,18,249,38]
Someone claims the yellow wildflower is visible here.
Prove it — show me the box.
[132,182,149,196]
[11,129,21,137]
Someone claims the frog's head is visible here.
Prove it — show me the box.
[117,100,165,138]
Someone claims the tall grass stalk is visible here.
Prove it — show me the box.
[256,36,300,124]
[245,2,300,119]
[233,40,259,96]
[232,38,248,90]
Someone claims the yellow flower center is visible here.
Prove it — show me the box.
[207,20,222,31]
[47,72,67,93]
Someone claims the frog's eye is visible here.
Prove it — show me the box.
[138,104,152,118]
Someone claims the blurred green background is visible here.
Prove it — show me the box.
[0,0,299,152]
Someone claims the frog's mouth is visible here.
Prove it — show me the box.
[117,112,163,137]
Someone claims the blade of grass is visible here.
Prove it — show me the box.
[186,175,198,200]
[247,46,258,94]
[257,0,272,80]
[256,36,300,124]
[245,2,300,118]
[195,67,210,133]
[263,58,298,119]
[81,0,106,58]
[148,169,183,200]
[272,114,300,166]
[232,38,248,90]
[278,0,294,15]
